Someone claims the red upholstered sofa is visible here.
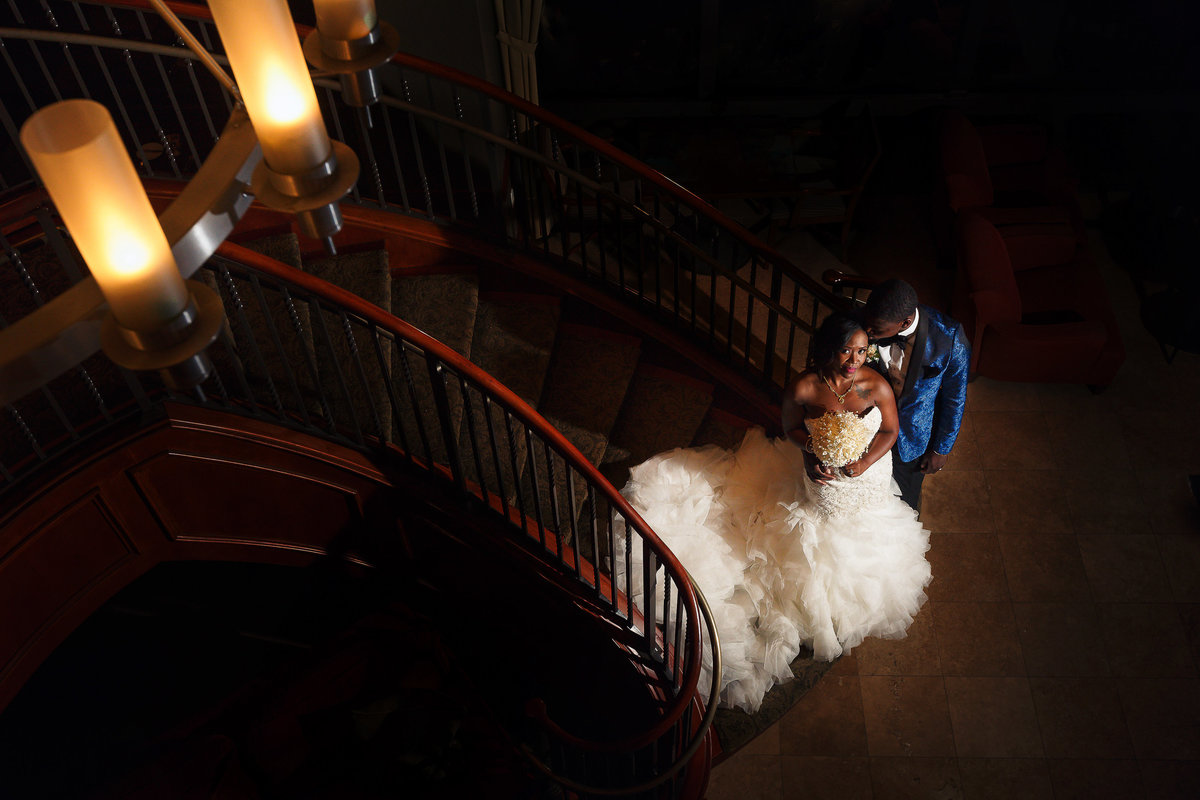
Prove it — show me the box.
[952,209,1125,388]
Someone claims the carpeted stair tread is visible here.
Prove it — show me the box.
[304,248,394,440]
[691,407,757,450]
[469,292,560,407]
[390,270,480,465]
[600,364,714,490]
[391,269,480,360]
[537,323,641,442]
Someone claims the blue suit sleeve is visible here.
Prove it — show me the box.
[930,323,970,455]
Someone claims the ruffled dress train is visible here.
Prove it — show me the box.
[620,408,931,713]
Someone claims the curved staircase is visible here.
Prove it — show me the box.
[0,2,854,795]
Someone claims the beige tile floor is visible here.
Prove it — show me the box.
[704,194,1200,799]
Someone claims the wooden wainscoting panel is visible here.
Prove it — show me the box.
[128,451,365,560]
[0,490,139,682]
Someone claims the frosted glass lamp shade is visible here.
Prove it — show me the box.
[314,0,377,41]
[209,0,332,175]
[20,99,188,332]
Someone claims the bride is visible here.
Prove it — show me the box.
[619,313,932,713]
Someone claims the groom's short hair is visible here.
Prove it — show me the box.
[864,279,919,323]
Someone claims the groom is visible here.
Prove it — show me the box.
[861,279,970,512]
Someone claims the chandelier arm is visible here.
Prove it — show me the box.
[144,0,240,100]
[0,108,261,406]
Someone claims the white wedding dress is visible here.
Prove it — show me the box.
[619,407,931,713]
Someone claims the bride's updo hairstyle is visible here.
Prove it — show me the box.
[808,312,865,369]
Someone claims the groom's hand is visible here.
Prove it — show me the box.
[804,452,835,485]
[919,451,949,474]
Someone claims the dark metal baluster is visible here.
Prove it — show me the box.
[218,266,283,417]
[633,179,646,300]
[481,396,510,520]
[206,269,265,414]
[110,9,180,179]
[196,22,234,115]
[318,85,361,205]
[609,510,622,615]
[136,9,200,173]
[548,133,571,260]
[340,313,384,439]
[400,76,434,217]
[34,209,84,283]
[523,428,547,548]
[395,344,433,464]
[10,2,62,104]
[354,102,387,208]
[0,34,41,118]
[744,253,758,372]
[652,193,664,312]
[39,0,93,103]
[785,277,802,383]
[565,468,581,578]
[310,299,363,444]
[568,147,589,275]
[425,75,457,222]
[590,153,609,282]
[458,380,489,500]
[587,487,603,601]
[94,9,153,173]
[429,363,465,492]
[688,229,700,335]
[725,259,737,357]
[5,406,46,461]
[707,239,718,347]
[372,329,406,450]
[451,89,479,219]
[542,442,564,558]
[378,106,411,212]
[642,544,658,654]
[503,411,527,524]
[179,42,220,146]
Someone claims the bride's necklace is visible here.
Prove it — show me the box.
[821,370,856,404]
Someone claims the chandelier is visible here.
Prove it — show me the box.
[6,0,399,395]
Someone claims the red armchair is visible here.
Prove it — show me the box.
[935,109,1085,267]
[952,209,1124,388]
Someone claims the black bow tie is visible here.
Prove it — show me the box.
[875,333,910,347]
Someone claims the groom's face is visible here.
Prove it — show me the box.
[864,315,911,341]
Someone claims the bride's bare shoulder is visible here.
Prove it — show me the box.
[786,370,822,401]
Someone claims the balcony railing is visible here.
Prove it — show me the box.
[1,0,843,396]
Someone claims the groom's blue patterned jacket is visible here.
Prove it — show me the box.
[888,305,971,463]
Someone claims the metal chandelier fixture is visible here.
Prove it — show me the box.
[3,0,398,398]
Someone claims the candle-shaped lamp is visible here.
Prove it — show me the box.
[208,0,331,176]
[20,99,188,332]
[20,99,224,388]
[210,0,359,250]
[305,0,399,110]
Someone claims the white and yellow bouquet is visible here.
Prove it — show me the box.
[806,411,875,469]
